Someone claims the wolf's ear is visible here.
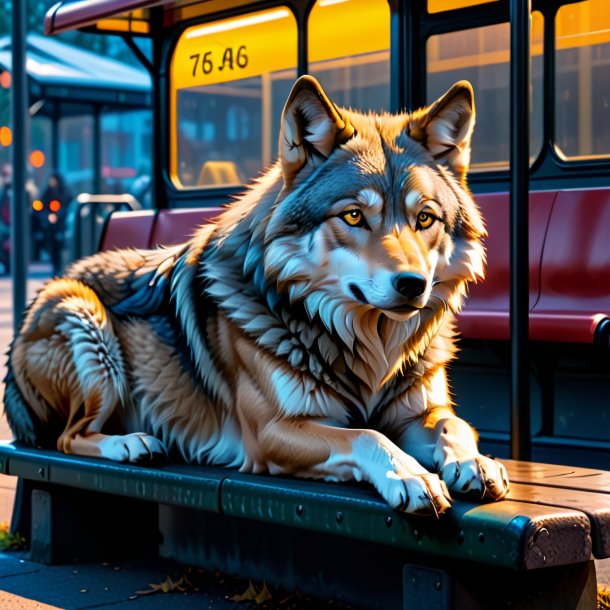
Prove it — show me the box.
[280,75,355,187]
[408,81,475,178]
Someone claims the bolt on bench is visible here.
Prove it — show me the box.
[3,203,610,610]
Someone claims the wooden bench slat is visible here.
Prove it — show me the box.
[0,442,595,570]
[504,459,610,494]
[221,474,592,570]
[508,482,610,558]
[0,442,223,513]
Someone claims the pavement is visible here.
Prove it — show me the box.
[0,554,273,610]
[0,266,608,609]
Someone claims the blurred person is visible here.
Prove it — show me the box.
[0,164,11,274]
[0,165,38,274]
[28,172,45,261]
[39,171,71,275]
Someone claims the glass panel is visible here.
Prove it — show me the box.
[427,13,543,171]
[59,116,94,195]
[308,0,390,113]
[170,8,297,189]
[95,19,150,35]
[556,0,610,159]
[94,9,150,34]
[102,111,152,197]
[428,0,498,13]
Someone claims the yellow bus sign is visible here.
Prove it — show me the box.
[171,8,297,89]
[170,7,298,187]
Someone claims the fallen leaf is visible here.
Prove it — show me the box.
[599,584,610,610]
[136,573,193,596]
[254,582,272,604]
[229,580,259,602]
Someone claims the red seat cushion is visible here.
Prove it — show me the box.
[456,191,556,340]
[100,210,156,251]
[98,196,609,344]
[530,188,610,342]
[149,208,224,247]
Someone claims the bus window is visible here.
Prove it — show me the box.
[170,8,297,189]
[556,0,610,160]
[308,0,390,113]
[428,0,498,13]
[427,13,543,171]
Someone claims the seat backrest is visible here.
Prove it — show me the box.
[148,208,224,248]
[464,191,557,311]
[536,188,610,313]
[100,210,156,251]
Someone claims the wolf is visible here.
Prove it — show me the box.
[4,76,509,515]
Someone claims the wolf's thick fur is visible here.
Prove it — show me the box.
[4,76,508,514]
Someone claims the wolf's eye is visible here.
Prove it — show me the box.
[340,209,366,228]
[416,211,436,230]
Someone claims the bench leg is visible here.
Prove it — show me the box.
[28,484,159,564]
[404,561,598,610]
[404,565,452,609]
[10,478,32,543]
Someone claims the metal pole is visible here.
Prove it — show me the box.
[509,0,531,461]
[51,102,60,172]
[403,0,420,111]
[92,106,101,194]
[151,8,167,209]
[11,1,28,334]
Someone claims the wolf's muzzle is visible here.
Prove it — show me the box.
[392,272,426,302]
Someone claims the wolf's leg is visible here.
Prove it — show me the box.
[11,278,165,462]
[233,345,450,514]
[397,391,509,501]
[251,417,452,515]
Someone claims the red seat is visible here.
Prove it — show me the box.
[148,208,224,247]
[98,197,609,345]
[529,188,610,343]
[100,210,156,251]
[456,191,557,341]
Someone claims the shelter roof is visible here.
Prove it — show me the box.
[45,0,164,36]
[44,1,258,36]
[0,33,151,113]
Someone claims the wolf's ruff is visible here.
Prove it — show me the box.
[4,76,509,515]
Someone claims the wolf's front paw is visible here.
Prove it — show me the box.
[382,471,452,516]
[436,450,509,501]
[98,433,167,463]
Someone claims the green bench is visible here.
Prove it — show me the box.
[2,441,608,609]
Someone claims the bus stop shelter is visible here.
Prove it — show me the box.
[0,33,151,192]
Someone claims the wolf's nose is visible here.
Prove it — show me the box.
[392,272,426,301]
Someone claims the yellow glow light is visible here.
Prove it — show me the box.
[0,126,12,147]
[32,199,43,211]
[308,0,390,63]
[30,150,45,168]
[185,8,290,39]
[428,0,497,13]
